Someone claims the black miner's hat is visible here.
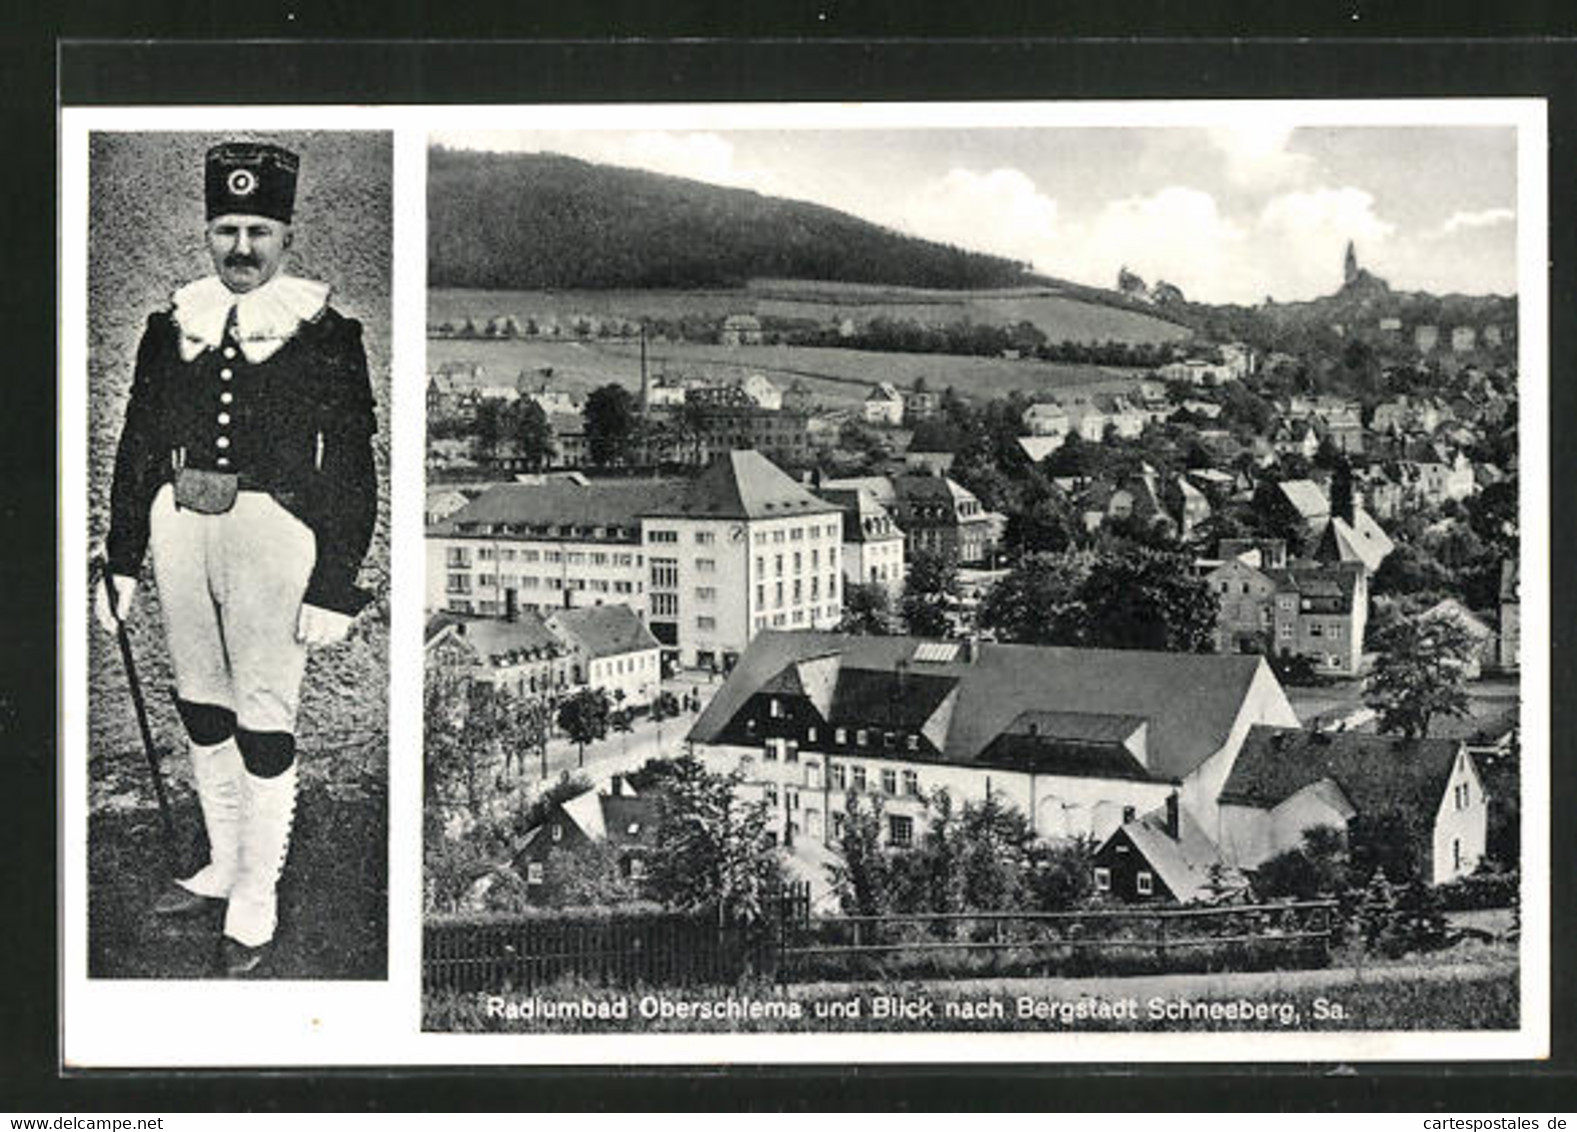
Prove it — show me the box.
[205,142,299,224]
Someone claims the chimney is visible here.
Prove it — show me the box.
[504,588,518,623]
[961,632,981,664]
[1165,792,1180,840]
[610,773,626,797]
[1122,805,1137,825]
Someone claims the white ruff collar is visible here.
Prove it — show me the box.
[171,274,331,363]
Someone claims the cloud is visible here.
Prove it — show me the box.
[1073,186,1248,298]
[894,168,1060,263]
[1437,207,1516,236]
[1206,126,1314,189]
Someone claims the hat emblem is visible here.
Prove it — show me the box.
[227,168,257,197]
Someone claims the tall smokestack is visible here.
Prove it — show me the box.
[1166,792,1180,840]
[504,588,518,623]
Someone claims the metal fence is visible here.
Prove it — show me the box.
[778,900,1341,981]
[423,894,1336,992]
[423,884,811,993]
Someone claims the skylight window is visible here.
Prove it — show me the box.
[913,642,960,664]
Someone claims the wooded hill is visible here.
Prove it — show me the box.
[428,148,1051,292]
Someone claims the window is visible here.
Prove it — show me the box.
[881,768,897,795]
[446,547,471,567]
[696,615,716,630]
[527,862,544,885]
[696,558,717,574]
[552,824,563,842]
[764,783,779,805]
[775,554,785,575]
[648,530,679,544]
[888,814,914,848]
[787,788,800,811]
[830,763,846,789]
[1453,838,1462,872]
[851,765,866,791]
[791,526,804,541]
[769,697,783,718]
[1094,867,1111,892]
[651,558,678,588]
[695,586,716,601]
[755,583,765,607]
[629,858,646,880]
[793,551,803,572]
[478,547,494,561]
[1136,870,1154,896]
[834,728,847,745]
[856,729,869,747]
[905,735,919,753]
[695,531,716,545]
[544,550,563,564]
[903,769,919,797]
[651,593,678,617]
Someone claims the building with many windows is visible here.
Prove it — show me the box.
[816,486,906,595]
[426,451,844,671]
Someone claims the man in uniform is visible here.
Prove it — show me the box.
[95,141,378,976]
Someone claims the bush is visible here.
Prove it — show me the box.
[1434,869,1519,912]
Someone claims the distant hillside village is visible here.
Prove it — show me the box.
[424,239,1520,963]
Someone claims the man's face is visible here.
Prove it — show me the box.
[206,213,291,294]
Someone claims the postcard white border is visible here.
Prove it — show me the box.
[60,99,1549,1067]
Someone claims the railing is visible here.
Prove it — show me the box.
[779,901,1340,982]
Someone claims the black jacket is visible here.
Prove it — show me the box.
[107,304,378,616]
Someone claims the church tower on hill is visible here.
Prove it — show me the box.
[1344,240,1360,286]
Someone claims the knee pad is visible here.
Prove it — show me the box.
[235,729,296,778]
[174,699,237,746]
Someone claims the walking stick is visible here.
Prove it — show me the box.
[95,557,180,869]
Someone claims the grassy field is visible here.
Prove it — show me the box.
[427,335,1141,411]
[430,283,1191,346]
[423,946,1518,1033]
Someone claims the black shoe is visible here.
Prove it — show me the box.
[151,880,222,917]
[220,936,272,978]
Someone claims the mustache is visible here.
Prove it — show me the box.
[223,253,261,270]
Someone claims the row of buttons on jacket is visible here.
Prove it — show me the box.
[215,343,237,467]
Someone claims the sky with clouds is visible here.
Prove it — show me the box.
[433,125,1518,304]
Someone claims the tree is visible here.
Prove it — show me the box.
[827,791,892,916]
[1078,549,1217,652]
[557,687,611,766]
[472,398,505,459]
[643,755,784,924]
[509,398,557,472]
[1028,835,1100,911]
[542,842,641,908]
[837,580,894,635]
[978,553,1089,646]
[583,383,637,466]
[900,547,958,638]
[1365,613,1478,739]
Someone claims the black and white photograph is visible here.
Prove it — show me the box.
[420,108,1543,1048]
[80,130,391,981]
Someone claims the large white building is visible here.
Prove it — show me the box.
[816,486,906,595]
[686,632,1299,849]
[427,451,845,671]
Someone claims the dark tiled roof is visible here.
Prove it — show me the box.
[1117,804,1245,903]
[601,795,660,850]
[551,605,660,659]
[432,479,687,534]
[1220,726,1463,824]
[644,450,838,520]
[825,667,959,732]
[689,632,1284,782]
